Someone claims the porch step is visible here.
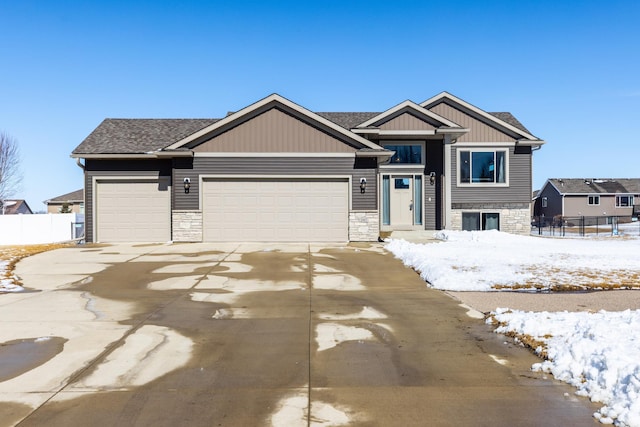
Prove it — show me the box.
[385,230,440,243]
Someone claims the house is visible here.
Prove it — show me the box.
[71,92,544,243]
[1,200,33,215]
[44,189,85,214]
[534,178,640,221]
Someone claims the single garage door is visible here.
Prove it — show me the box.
[95,179,171,242]
[202,178,349,242]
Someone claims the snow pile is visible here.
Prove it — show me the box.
[492,308,640,426]
[0,258,23,292]
[386,230,640,291]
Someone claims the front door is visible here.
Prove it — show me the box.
[390,176,413,226]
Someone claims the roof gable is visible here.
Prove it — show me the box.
[355,100,461,129]
[420,92,542,143]
[192,107,359,153]
[168,94,383,152]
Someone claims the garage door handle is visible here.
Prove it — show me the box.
[409,201,413,211]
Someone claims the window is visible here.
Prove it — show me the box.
[616,195,633,207]
[462,212,500,231]
[542,197,548,208]
[384,144,423,164]
[459,150,507,184]
[394,178,410,189]
[588,195,600,206]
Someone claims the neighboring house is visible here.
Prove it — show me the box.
[71,92,544,243]
[534,178,640,220]
[1,200,33,215]
[45,189,85,214]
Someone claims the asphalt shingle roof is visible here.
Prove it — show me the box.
[73,119,218,154]
[47,189,84,203]
[72,108,531,155]
[549,178,640,194]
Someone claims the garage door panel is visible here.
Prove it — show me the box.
[203,178,348,242]
[96,180,170,242]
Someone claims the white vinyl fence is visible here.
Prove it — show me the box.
[0,213,84,245]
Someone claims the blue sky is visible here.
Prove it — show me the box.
[1,1,638,211]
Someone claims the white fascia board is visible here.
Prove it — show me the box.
[193,152,355,158]
[356,100,461,129]
[165,93,384,151]
[420,92,541,141]
[71,153,158,159]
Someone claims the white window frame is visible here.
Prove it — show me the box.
[542,197,548,208]
[588,195,600,206]
[380,141,426,167]
[616,195,633,208]
[456,148,509,187]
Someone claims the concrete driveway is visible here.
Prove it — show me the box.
[0,243,599,426]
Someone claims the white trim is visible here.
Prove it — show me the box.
[166,93,384,151]
[456,148,510,187]
[199,174,353,211]
[453,141,517,148]
[91,175,171,243]
[356,100,462,129]
[378,172,425,231]
[420,92,542,142]
[193,152,356,158]
[587,195,600,206]
[73,153,159,159]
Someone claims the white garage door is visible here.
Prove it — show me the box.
[202,178,349,242]
[95,179,171,242]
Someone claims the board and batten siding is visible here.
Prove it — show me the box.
[192,108,358,153]
[84,159,172,243]
[429,103,518,143]
[173,157,377,211]
[450,146,532,204]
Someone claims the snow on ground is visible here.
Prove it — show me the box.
[387,231,640,426]
[386,230,640,291]
[0,258,23,292]
[492,309,640,427]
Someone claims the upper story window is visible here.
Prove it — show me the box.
[383,143,423,164]
[542,197,548,208]
[588,195,600,205]
[458,149,507,185]
[616,195,633,207]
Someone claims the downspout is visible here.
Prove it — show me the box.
[443,134,454,229]
[75,157,85,170]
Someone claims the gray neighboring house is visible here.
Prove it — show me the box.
[534,178,640,221]
[45,189,85,214]
[71,92,544,243]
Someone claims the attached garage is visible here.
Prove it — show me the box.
[202,177,349,242]
[95,179,171,242]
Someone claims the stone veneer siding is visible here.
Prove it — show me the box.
[172,210,203,242]
[451,203,531,235]
[349,211,379,242]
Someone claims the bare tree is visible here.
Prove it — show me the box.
[0,132,22,207]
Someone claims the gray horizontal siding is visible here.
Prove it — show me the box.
[174,156,377,211]
[84,159,172,243]
[451,146,532,204]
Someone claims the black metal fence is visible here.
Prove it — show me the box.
[531,215,640,237]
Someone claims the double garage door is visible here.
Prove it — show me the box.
[95,177,349,242]
[202,178,349,242]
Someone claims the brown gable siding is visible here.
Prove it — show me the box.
[429,103,515,142]
[378,112,437,131]
[193,108,357,153]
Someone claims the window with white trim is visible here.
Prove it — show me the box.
[459,149,507,184]
[616,195,633,207]
[588,195,600,206]
[542,197,548,208]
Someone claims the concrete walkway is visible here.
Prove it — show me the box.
[1,243,599,426]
